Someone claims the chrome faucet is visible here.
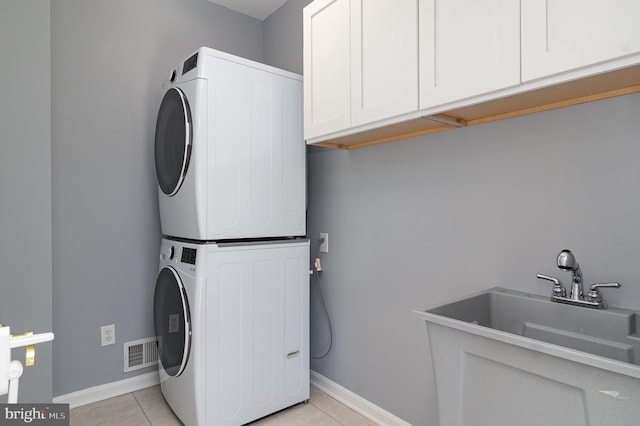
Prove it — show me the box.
[556,249,584,300]
[536,249,621,309]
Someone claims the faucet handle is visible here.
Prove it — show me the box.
[536,273,567,298]
[587,282,621,304]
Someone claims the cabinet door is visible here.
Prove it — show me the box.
[351,0,418,126]
[303,0,351,139]
[419,0,520,109]
[522,0,640,82]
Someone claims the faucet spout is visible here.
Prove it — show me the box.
[556,249,583,300]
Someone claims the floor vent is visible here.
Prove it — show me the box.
[124,337,159,373]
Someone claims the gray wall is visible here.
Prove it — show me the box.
[263,0,310,74]
[0,0,53,403]
[264,2,640,425]
[51,0,263,396]
[306,96,640,425]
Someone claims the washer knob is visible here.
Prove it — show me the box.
[160,245,175,261]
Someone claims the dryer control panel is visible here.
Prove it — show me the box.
[183,53,198,75]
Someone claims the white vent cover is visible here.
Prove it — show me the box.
[124,337,159,373]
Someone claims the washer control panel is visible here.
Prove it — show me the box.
[181,248,197,265]
[160,240,198,266]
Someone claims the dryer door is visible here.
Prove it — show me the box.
[154,87,192,196]
[153,266,191,377]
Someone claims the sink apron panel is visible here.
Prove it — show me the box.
[425,322,640,426]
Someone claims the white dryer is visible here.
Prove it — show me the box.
[154,47,306,241]
[153,238,310,426]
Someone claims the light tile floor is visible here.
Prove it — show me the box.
[70,385,377,425]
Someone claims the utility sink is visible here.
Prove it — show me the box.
[425,287,640,365]
[414,287,640,426]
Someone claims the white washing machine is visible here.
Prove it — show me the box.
[154,47,306,241]
[153,238,310,426]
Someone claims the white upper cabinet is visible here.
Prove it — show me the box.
[304,0,418,140]
[351,0,419,126]
[304,0,640,149]
[303,0,351,139]
[522,0,640,82]
[419,0,520,109]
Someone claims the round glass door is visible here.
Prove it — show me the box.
[154,87,192,196]
[153,266,191,377]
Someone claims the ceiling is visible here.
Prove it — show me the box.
[207,0,289,20]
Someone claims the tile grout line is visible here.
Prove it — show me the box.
[132,391,153,424]
[309,397,378,426]
[309,398,348,425]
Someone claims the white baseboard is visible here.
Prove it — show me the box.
[310,370,412,426]
[54,368,411,425]
[52,371,160,409]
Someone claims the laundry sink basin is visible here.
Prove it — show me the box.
[414,287,640,426]
[424,287,640,365]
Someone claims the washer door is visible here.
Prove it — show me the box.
[153,266,191,377]
[154,87,192,196]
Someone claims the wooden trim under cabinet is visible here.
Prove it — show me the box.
[312,64,640,150]
[311,115,462,150]
[446,64,640,126]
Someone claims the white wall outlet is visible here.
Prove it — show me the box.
[320,233,329,253]
[101,324,116,346]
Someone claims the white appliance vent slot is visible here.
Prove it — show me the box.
[124,337,159,373]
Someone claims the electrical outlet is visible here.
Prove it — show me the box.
[101,324,116,346]
[320,233,329,253]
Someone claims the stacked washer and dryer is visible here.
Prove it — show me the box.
[152,47,310,426]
